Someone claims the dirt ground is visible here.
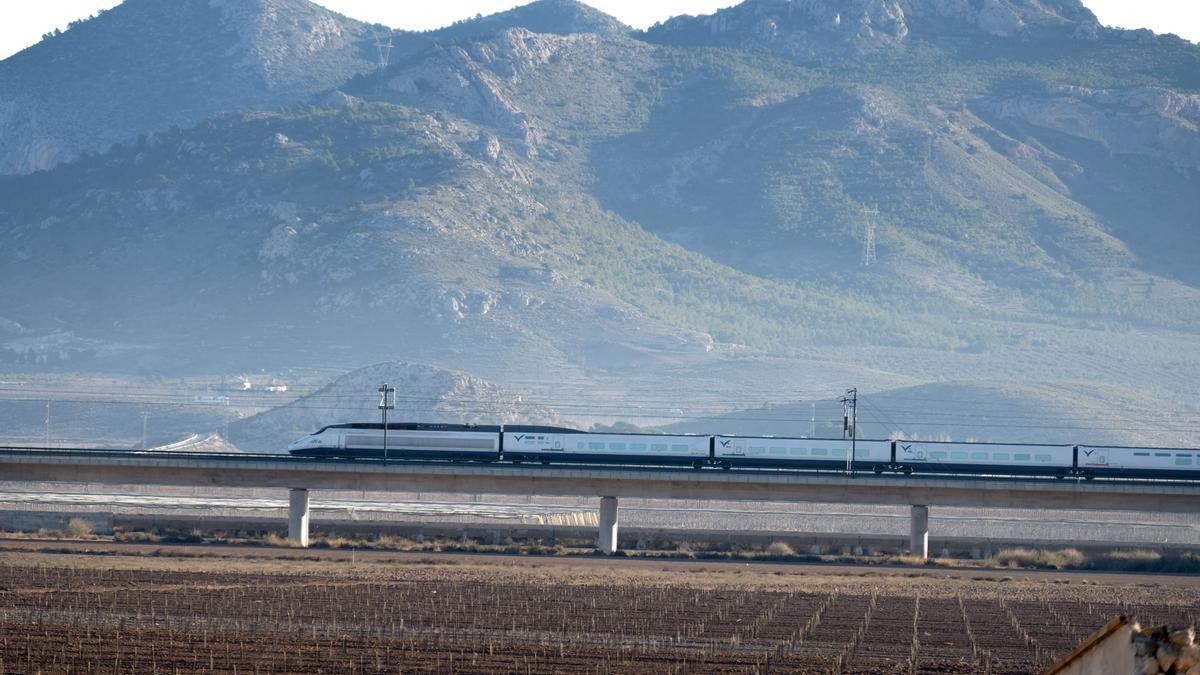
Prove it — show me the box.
[0,539,1197,673]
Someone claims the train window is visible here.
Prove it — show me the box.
[608,443,627,451]
[629,443,646,452]
[992,453,1011,461]
[577,442,586,449]
[1176,454,1191,458]
[1014,453,1031,462]
[951,451,968,460]
[812,448,828,456]
[930,451,947,460]
[972,452,987,460]
[1134,452,1150,456]
[1176,458,1193,466]
[790,448,807,455]
[1036,454,1052,462]
[588,442,605,450]
[672,444,690,453]
[857,449,871,457]
[651,444,668,452]
[770,447,787,455]
[832,449,847,458]
[749,446,766,455]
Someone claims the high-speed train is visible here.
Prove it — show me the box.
[287,422,1200,479]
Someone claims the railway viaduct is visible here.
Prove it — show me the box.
[2,448,1198,558]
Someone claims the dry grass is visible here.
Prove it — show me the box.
[892,555,937,566]
[972,548,1200,574]
[64,518,93,538]
[766,541,796,557]
[0,521,102,541]
[1087,550,1200,574]
[990,547,1087,570]
[262,533,293,548]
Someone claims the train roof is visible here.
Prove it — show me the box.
[503,425,586,433]
[312,422,582,435]
[713,435,891,442]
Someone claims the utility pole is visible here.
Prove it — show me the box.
[810,402,816,438]
[378,383,395,460]
[374,32,393,93]
[840,388,857,473]
[44,400,50,448]
[141,412,150,450]
[860,206,878,267]
[375,34,394,73]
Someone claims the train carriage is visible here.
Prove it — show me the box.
[1076,445,1200,479]
[714,436,892,471]
[893,440,1073,476]
[503,429,710,467]
[286,423,502,460]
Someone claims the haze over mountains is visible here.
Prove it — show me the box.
[0,0,1197,447]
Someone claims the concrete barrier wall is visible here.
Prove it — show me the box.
[110,514,1200,556]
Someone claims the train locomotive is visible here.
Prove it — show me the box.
[287,423,1200,479]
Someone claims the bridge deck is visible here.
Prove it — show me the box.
[1,448,1197,512]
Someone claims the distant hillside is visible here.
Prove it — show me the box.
[227,362,566,452]
[665,381,1191,447]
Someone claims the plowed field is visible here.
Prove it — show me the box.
[0,541,1197,673]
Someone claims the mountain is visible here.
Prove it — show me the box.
[0,0,387,175]
[227,362,567,452]
[645,0,1104,51]
[0,0,635,177]
[430,0,628,41]
[0,0,1198,444]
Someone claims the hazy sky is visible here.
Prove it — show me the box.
[2,0,1198,60]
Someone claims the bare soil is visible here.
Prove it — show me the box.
[0,540,1196,673]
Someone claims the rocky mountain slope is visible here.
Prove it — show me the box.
[0,0,1197,444]
[0,0,638,177]
[0,0,387,175]
[646,0,1104,50]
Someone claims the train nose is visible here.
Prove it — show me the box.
[287,435,317,451]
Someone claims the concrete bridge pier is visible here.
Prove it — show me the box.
[289,488,310,548]
[598,496,618,554]
[910,504,929,560]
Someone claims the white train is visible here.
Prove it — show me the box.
[287,423,1200,479]
[286,423,505,460]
